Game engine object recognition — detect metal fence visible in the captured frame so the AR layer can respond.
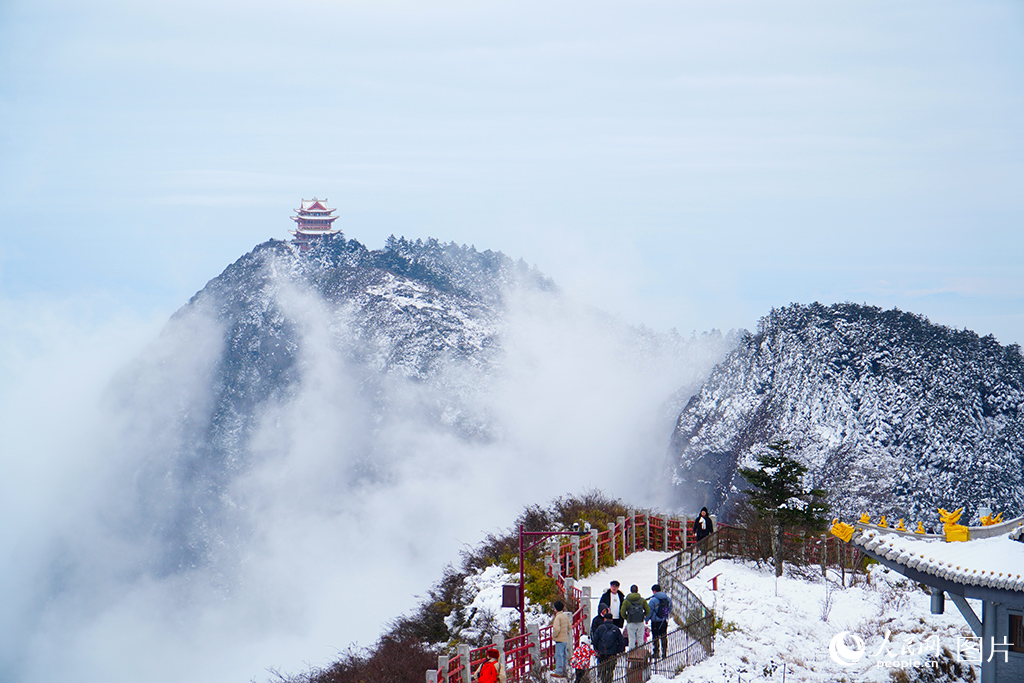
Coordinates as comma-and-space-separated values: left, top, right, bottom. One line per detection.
428, 511, 718, 683
578, 615, 715, 683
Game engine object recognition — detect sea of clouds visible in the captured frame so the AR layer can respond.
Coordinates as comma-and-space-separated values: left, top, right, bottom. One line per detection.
0, 279, 732, 683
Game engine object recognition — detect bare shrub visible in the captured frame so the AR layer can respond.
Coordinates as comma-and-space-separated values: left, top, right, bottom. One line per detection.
820, 579, 836, 622
888, 646, 977, 683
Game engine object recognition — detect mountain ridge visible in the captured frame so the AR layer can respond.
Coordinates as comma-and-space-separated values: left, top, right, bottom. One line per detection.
670, 301, 1024, 523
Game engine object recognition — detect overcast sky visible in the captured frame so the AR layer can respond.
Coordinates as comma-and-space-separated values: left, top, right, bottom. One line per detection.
1, 3, 1023, 681
1, 0, 1023, 343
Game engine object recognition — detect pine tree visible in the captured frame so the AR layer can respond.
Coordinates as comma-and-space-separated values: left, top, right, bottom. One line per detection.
738, 439, 830, 577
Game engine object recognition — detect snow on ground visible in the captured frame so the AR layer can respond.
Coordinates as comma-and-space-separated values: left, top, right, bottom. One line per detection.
448, 551, 982, 682
446, 565, 521, 641
447, 552, 676, 642
575, 551, 678, 614
652, 559, 980, 683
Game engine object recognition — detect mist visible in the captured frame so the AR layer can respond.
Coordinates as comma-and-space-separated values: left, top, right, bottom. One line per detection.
0, 267, 733, 683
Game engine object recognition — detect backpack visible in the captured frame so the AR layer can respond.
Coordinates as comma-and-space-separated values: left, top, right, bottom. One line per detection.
625, 598, 645, 623
653, 595, 672, 621
593, 622, 623, 656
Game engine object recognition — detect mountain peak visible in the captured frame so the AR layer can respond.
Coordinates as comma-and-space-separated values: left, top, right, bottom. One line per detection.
671, 301, 1024, 522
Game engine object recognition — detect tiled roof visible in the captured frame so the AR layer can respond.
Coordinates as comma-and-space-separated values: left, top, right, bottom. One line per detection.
848, 516, 1024, 594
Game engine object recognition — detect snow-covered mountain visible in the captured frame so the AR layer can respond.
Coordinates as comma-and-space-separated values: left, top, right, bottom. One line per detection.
0, 229, 738, 683
105, 234, 556, 570
670, 302, 1024, 523
102, 231, 730, 579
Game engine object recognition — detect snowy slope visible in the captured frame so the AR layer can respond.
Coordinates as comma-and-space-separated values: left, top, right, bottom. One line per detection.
449, 551, 980, 682
443, 551, 678, 644
576, 551, 678, 616
661, 560, 979, 683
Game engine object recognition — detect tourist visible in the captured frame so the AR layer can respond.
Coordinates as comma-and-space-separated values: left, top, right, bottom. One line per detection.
570, 634, 595, 683
619, 584, 649, 648
474, 648, 500, 683
550, 600, 571, 678
598, 580, 626, 628
591, 612, 625, 683
590, 606, 610, 636
694, 507, 714, 544
647, 584, 672, 659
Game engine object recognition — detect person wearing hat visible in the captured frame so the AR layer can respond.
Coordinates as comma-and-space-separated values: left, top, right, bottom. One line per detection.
590, 605, 610, 636
570, 634, 596, 683
598, 581, 626, 628
474, 648, 500, 683
694, 507, 714, 543
591, 611, 625, 683
647, 583, 672, 660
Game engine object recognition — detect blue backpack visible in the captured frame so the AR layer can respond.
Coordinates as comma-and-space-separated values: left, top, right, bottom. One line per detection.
652, 595, 672, 621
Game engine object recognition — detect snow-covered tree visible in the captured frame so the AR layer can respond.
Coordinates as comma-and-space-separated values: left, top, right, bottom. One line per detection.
739, 439, 829, 577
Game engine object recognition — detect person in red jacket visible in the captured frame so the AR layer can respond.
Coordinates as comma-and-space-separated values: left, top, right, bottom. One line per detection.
474, 648, 500, 683
570, 634, 596, 683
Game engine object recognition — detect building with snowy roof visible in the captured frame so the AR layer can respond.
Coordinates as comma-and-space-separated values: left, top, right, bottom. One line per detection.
831, 512, 1024, 683
290, 197, 340, 248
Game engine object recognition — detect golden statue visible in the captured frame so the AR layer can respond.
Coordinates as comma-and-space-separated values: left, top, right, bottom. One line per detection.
915, 521, 925, 534
878, 515, 888, 528
938, 507, 969, 542
830, 518, 855, 543
896, 518, 906, 531
980, 511, 1004, 526
859, 513, 871, 524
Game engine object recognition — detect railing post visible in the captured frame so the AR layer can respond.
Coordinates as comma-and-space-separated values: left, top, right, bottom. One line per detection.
682, 516, 689, 549
662, 515, 669, 551
645, 512, 651, 550
629, 510, 636, 554
572, 535, 581, 580
607, 523, 616, 562
437, 655, 449, 683
528, 623, 541, 671
458, 644, 471, 683
427, 670, 438, 683
820, 535, 827, 577
591, 529, 599, 571
582, 586, 592, 634
617, 516, 626, 558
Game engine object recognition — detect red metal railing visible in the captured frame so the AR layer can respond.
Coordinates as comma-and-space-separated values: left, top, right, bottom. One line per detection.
429, 511, 702, 683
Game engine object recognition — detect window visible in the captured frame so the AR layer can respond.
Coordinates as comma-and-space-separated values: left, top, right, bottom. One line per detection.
1011, 613, 1024, 653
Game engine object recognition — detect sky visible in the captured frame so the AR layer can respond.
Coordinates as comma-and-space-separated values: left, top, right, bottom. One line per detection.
1, 0, 1022, 345
1, 2, 1023, 682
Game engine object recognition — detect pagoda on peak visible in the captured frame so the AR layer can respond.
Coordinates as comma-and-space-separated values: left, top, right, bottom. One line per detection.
289, 197, 340, 248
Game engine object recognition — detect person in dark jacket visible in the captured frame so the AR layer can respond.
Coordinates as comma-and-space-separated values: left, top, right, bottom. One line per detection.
647, 584, 672, 659
598, 580, 626, 628
591, 613, 625, 683
694, 507, 714, 544
590, 606, 611, 637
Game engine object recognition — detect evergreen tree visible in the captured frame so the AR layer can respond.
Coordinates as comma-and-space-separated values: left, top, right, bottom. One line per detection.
738, 439, 829, 577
